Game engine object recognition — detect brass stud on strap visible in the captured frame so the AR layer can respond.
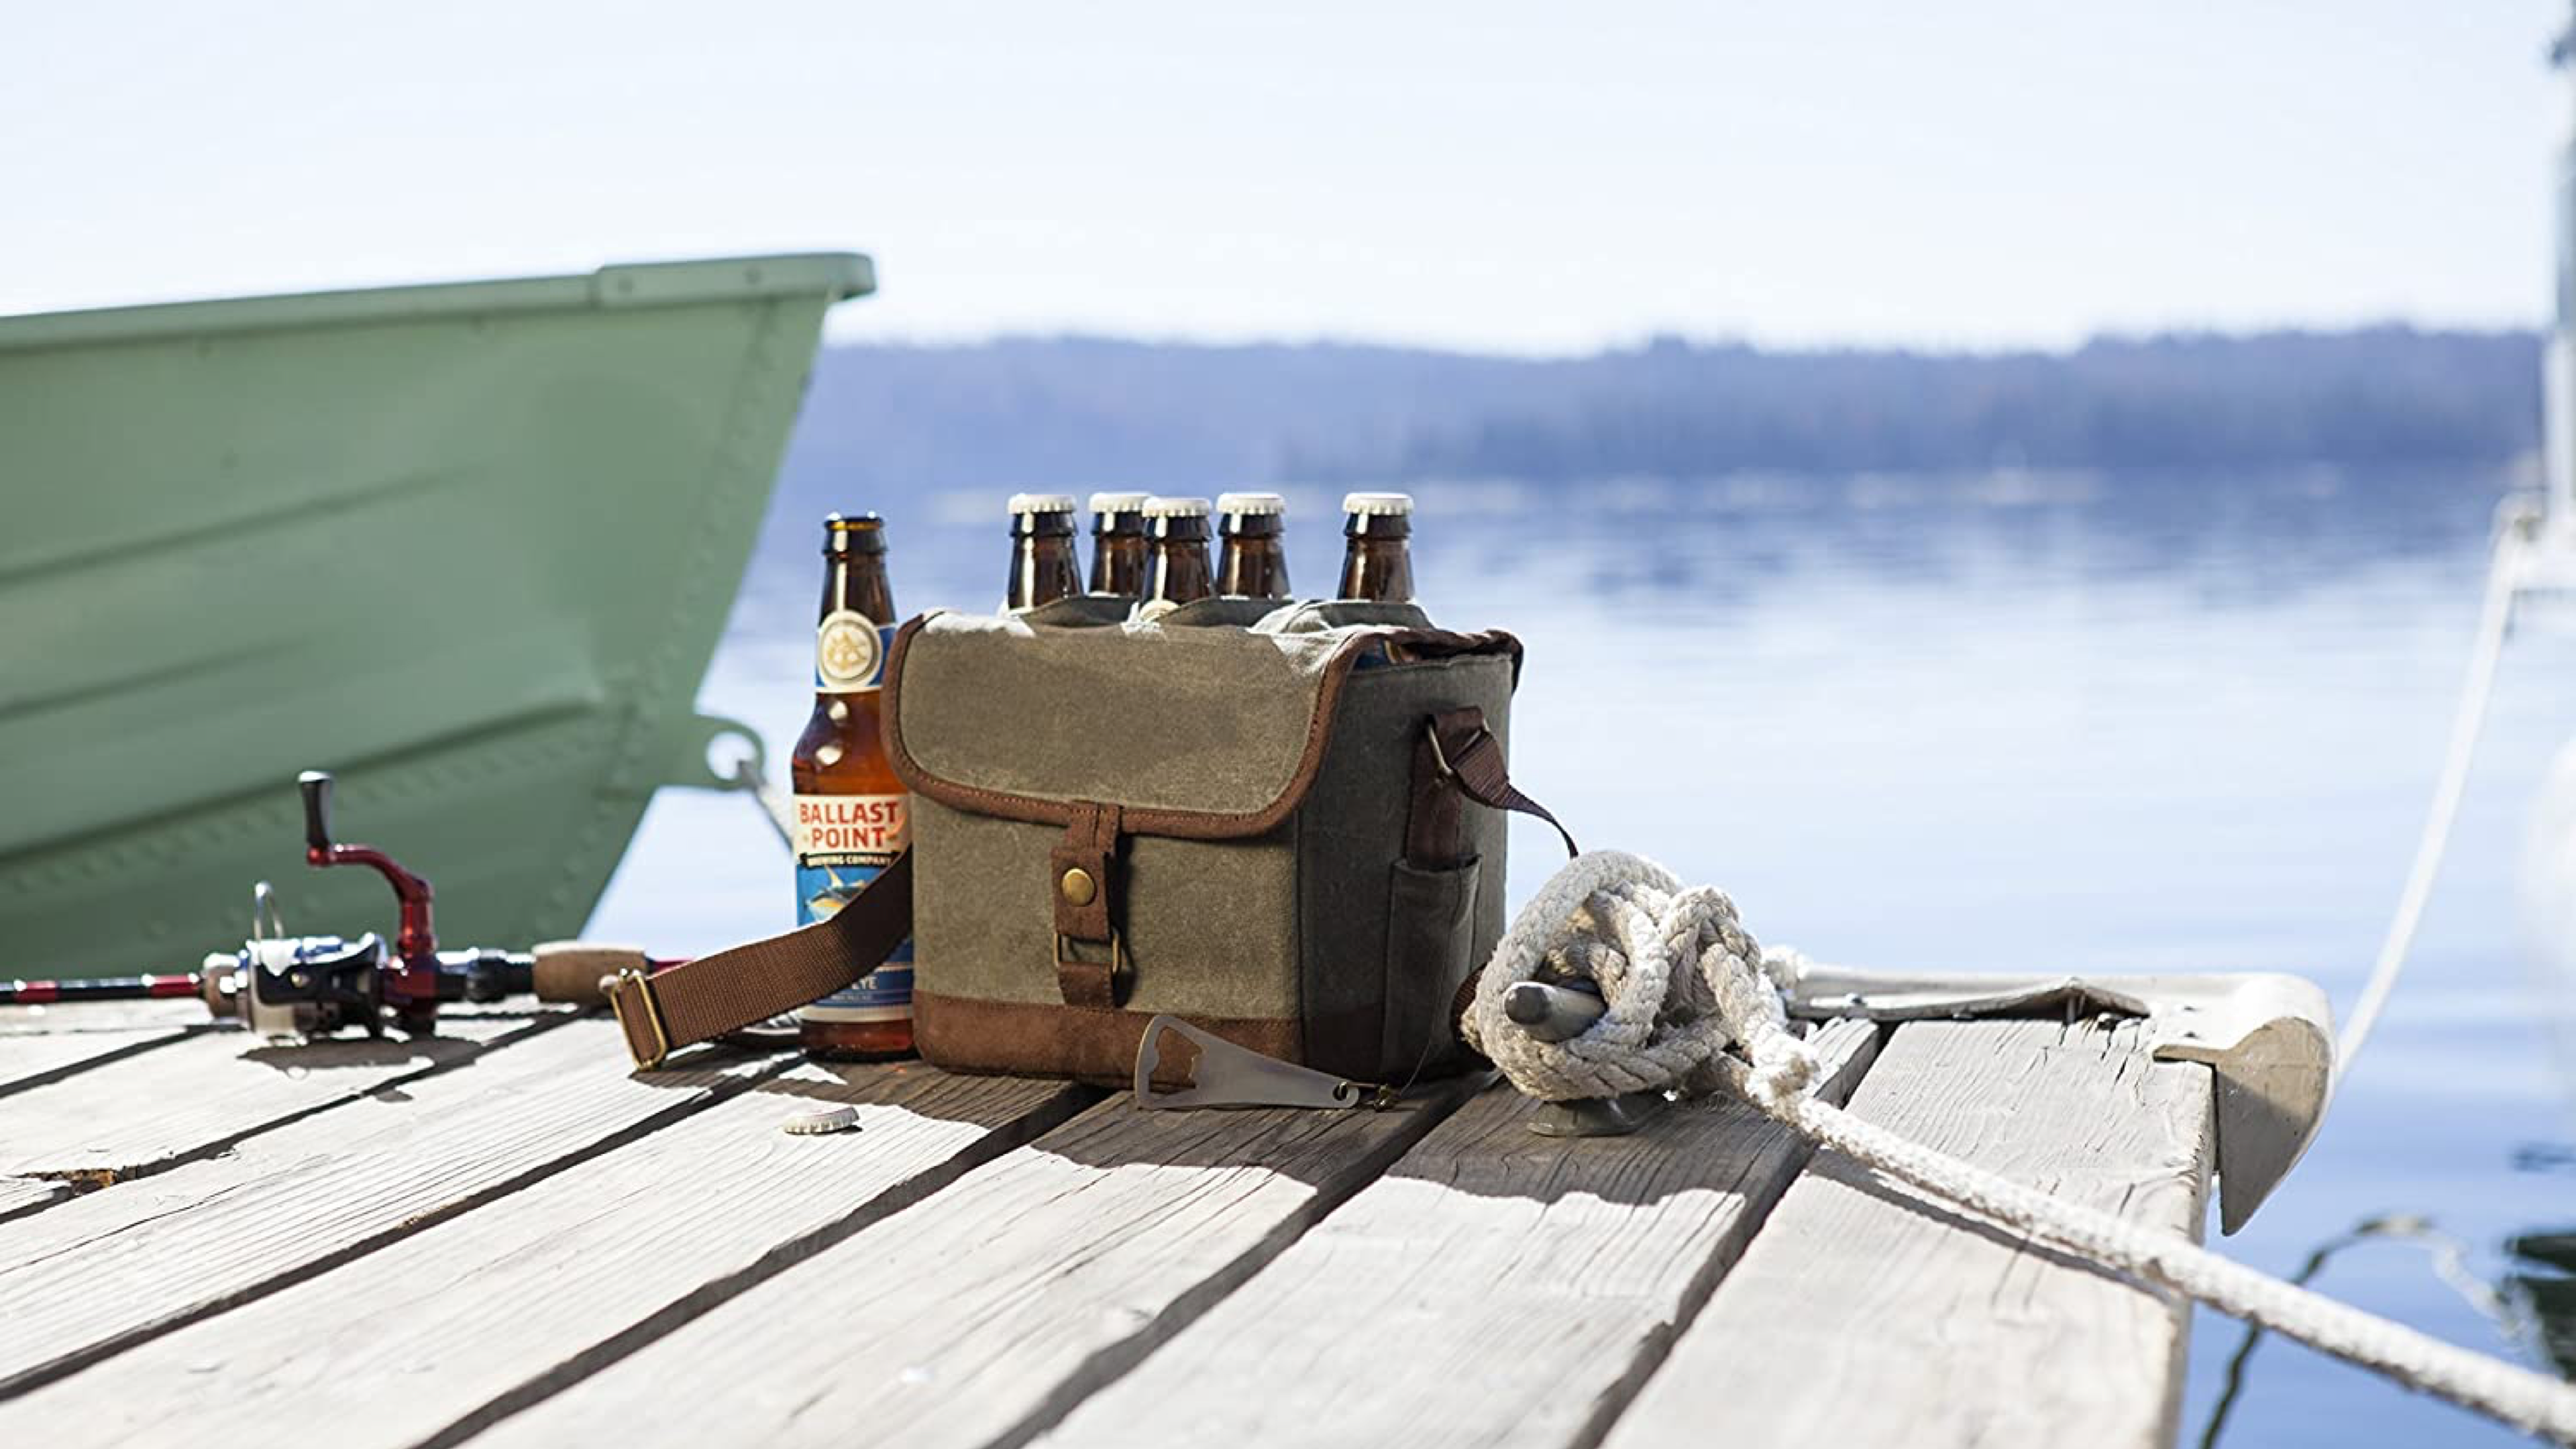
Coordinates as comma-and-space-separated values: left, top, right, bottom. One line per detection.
1059, 867, 1097, 906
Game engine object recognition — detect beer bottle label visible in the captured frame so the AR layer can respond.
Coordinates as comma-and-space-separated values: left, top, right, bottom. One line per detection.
814, 612, 894, 694
791, 792, 913, 1022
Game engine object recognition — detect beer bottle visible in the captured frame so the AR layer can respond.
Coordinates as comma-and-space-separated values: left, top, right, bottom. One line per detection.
1088, 491, 1152, 597
1005, 492, 1083, 612
1216, 492, 1293, 600
790, 513, 913, 1061
1336, 492, 1416, 603
1144, 496, 1216, 606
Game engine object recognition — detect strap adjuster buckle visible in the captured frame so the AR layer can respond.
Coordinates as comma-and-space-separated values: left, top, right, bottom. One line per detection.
1055, 930, 1130, 981
1422, 718, 1493, 782
608, 965, 671, 1071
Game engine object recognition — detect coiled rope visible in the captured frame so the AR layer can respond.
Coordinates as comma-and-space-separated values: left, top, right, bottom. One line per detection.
1462, 850, 2576, 1443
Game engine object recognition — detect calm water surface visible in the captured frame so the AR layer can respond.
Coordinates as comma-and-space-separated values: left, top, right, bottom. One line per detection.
594, 463, 2576, 1447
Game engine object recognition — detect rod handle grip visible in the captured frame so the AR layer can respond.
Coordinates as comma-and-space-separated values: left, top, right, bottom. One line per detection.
298, 771, 334, 853
531, 941, 653, 1006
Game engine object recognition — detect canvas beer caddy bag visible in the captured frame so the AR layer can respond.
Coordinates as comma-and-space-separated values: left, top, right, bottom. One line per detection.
604, 598, 1569, 1085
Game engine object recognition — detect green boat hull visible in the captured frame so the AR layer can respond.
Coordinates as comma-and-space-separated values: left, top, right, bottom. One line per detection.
0, 254, 871, 979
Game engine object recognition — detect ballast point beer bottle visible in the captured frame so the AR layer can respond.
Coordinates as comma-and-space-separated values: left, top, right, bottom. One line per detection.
1088, 492, 1152, 598
1144, 496, 1216, 607
1336, 491, 1416, 604
1215, 492, 1292, 600
1005, 493, 1083, 612
792, 513, 913, 1061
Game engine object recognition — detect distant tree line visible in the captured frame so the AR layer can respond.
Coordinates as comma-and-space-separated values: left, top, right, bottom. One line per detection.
777, 327, 2542, 502
1370, 329, 2540, 480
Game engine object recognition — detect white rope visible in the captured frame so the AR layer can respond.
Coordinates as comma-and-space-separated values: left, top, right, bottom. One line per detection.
1465, 849, 2576, 1444
2339, 511, 2532, 1071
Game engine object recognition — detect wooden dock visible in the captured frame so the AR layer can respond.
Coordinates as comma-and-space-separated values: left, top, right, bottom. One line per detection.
0, 1000, 2212, 1447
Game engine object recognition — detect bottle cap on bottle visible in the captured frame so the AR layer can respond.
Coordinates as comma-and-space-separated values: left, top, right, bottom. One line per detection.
822, 511, 887, 554
1007, 492, 1079, 516
1340, 492, 1413, 517
1088, 491, 1153, 516
1143, 496, 1212, 518
1216, 492, 1287, 517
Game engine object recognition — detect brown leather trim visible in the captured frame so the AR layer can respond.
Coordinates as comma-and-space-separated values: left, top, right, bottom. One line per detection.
883, 612, 1523, 843
913, 989, 1303, 1086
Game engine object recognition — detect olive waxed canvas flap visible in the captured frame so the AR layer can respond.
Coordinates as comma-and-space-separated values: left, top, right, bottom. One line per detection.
880, 602, 1526, 1085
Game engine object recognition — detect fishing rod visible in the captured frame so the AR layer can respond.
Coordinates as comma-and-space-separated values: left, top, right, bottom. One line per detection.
0, 771, 650, 1038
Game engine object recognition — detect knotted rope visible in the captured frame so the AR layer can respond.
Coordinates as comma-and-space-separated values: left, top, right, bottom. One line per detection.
1462, 849, 2576, 1444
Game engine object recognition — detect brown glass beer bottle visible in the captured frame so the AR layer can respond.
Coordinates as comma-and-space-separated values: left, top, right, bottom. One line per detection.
790, 513, 913, 1061
1336, 492, 1416, 603
1088, 491, 1152, 597
1005, 492, 1083, 612
1144, 496, 1216, 606
1216, 492, 1293, 600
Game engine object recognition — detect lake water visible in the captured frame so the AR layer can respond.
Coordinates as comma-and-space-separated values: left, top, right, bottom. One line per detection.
592, 462, 2576, 1447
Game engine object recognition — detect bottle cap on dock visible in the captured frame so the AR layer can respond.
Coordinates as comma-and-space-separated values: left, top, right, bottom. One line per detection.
1142, 496, 1210, 518
780, 1104, 860, 1136
1216, 492, 1286, 517
1007, 492, 1078, 516
1088, 491, 1152, 516
1340, 492, 1413, 517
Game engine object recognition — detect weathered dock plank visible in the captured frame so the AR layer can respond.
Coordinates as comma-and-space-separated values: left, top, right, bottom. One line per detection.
0, 1000, 206, 1034
1036, 1020, 1881, 1449
0, 1018, 775, 1397
1605, 1018, 2213, 1449
0, 1065, 1087, 1449
0, 1178, 64, 1221
0, 999, 209, 1094
0, 1023, 201, 1096
0, 1007, 561, 1182
470, 1075, 1487, 1449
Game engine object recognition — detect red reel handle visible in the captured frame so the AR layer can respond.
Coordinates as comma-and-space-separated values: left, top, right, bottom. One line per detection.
296, 771, 439, 1008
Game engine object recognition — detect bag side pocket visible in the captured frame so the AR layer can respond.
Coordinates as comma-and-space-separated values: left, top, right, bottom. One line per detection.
1381, 855, 1483, 1077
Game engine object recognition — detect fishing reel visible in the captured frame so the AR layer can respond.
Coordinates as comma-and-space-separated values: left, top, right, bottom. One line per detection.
196, 772, 535, 1039
7, 771, 645, 1038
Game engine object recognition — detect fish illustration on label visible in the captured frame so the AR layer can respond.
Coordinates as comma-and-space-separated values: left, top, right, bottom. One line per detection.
793, 790, 912, 1021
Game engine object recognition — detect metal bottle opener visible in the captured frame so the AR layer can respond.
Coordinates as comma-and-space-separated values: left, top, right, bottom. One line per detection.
1132, 1014, 1397, 1111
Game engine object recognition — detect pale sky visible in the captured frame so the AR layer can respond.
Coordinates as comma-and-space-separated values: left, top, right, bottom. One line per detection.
4, 1, 2567, 354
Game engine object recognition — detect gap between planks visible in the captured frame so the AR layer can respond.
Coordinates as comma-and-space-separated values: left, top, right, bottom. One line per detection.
0, 1017, 787, 1399
0, 1178, 66, 1224
0, 1004, 574, 1187
0, 999, 211, 1098
0, 1063, 1091, 1449
1034, 1017, 1885, 1449
1603, 1016, 2214, 1449
464, 1071, 1495, 1449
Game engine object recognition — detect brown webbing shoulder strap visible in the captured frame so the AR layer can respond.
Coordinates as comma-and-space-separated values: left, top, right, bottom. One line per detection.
1426, 712, 1578, 861
604, 849, 912, 1069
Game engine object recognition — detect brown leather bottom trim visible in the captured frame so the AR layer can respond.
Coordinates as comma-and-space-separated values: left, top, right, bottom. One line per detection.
913, 991, 1304, 1087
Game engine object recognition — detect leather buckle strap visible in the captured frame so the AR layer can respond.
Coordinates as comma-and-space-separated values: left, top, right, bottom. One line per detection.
1054, 929, 1130, 1011
1421, 712, 1578, 861
1052, 802, 1126, 1009
603, 848, 914, 1071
